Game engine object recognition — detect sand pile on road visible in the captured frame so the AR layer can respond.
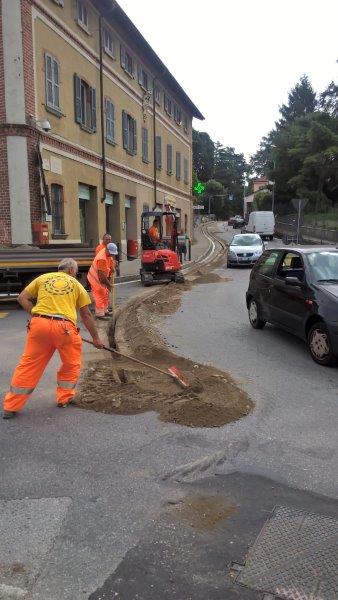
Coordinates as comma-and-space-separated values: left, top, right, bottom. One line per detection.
75, 262, 253, 427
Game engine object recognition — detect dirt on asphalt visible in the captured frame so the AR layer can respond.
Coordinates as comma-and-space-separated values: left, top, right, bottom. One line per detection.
74, 243, 254, 428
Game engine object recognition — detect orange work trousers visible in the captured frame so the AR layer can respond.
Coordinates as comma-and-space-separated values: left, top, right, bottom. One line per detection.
91, 283, 109, 317
3, 316, 82, 413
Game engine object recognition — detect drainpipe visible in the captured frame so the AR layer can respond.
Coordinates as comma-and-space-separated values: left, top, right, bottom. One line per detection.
152, 76, 157, 209
99, 14, 106, 203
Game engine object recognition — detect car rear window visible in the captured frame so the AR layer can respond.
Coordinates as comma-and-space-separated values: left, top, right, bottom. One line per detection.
255, 251, 280, 277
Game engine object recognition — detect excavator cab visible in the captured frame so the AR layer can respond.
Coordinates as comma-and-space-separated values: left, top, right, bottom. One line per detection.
140, 210, 185, 286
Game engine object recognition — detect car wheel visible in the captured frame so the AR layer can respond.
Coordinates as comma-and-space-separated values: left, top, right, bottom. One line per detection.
269, 235, 273, 241
308, 322, 336, 366
248, 298, 266, 329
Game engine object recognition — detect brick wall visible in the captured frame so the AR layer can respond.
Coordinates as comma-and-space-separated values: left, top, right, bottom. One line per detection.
21, 0, 36, 119
0, 137, 11, 245
0, 2, 11, 244
27, 134, 42, 223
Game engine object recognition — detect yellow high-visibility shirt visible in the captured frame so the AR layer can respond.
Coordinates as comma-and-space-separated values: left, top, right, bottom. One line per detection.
25, 272, 91, 324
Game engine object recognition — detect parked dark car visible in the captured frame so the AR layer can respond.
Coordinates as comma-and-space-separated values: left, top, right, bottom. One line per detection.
233, 216, 245, 229
246, 247, 338, 365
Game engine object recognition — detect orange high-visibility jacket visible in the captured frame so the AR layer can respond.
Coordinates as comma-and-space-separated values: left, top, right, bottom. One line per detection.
87, 248, 115, 288
148, 225, 160, 243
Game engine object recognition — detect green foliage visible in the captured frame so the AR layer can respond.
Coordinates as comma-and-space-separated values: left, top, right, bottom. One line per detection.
278, 75, 317, 127
203, 179, 227, 219
319, 81, 338, 118
253, 191, 272, 211
250, 75, 338, 215
192, 130, 215, 182
214, 143, 248, 214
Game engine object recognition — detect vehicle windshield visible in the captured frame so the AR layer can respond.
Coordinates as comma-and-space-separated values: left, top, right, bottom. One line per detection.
231, 235, 262, 246
307, 251, 338, 282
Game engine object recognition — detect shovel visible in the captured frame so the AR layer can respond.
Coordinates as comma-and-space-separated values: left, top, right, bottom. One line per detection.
83, 339, 189, 389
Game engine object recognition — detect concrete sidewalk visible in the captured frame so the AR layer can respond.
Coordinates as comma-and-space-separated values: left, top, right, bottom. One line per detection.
116, 224, 212, 280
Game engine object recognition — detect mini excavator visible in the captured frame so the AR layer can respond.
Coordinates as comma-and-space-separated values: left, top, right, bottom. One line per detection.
140, 210, 185, 286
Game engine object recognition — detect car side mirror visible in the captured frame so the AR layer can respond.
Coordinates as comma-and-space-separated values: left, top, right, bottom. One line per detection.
285, 276, 302, 287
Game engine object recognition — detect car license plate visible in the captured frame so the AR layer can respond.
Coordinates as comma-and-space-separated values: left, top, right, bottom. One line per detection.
239, 257, 251, 262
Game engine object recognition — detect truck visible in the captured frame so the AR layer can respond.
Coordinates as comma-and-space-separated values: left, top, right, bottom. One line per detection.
0, 246, 99, 296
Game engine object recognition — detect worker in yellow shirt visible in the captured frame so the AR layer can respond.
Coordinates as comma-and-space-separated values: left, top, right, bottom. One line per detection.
2, 258, 103, 419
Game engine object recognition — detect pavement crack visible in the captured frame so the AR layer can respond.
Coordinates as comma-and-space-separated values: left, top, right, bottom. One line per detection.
162, 440, 249, 482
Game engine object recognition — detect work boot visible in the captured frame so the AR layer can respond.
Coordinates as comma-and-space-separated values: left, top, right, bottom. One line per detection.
57, 400, 73, 408
3, 410, 16, 419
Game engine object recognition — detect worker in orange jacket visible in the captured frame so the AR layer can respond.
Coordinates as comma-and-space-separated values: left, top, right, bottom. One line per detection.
148, 219, 161, 245
95, 232, 112, 255
87, 242, 118, 320
2, 258, 103, 420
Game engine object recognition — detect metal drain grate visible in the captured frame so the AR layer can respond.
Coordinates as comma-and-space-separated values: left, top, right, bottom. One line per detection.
233, 505, 338, 600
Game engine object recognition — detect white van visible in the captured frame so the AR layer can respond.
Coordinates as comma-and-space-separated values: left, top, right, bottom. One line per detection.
245, 211, 275, 240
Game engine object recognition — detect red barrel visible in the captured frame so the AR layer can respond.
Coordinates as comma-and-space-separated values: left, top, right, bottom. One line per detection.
127, 239, 139, 260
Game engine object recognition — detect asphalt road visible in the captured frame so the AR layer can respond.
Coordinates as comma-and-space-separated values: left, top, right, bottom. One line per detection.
161, 227, 338, 498
0, 225, 337, 600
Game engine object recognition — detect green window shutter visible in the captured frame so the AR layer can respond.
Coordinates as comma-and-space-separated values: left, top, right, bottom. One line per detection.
120, 45, 126, 68
133, 118, 137, 155
74, 73, 82, 124
167, 144, 172, 173
122, 110, 128, 149
91, 87, 96, 132
155, 136, 161, 169
176, 151, 181, 180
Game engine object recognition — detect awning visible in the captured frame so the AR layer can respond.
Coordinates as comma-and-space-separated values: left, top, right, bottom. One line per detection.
79, 184, 90, 200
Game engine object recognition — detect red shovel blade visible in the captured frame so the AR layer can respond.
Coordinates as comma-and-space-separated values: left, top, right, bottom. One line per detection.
168, 366, 188, 388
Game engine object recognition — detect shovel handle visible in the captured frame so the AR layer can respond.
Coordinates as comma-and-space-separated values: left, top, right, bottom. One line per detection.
82, 338, 187, 387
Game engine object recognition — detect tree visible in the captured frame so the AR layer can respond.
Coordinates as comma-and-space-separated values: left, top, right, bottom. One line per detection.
203, 179, 227, 219
192, 129, 215, 182
278, 75, 317, 126
319, 81, 338, 118
214, 144, 247, 214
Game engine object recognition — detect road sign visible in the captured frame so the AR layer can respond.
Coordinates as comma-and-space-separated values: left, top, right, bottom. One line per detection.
291, 198, 308, 244
193, 205, 204, 210
194, 182, 205, 195
292, 198, 308, 210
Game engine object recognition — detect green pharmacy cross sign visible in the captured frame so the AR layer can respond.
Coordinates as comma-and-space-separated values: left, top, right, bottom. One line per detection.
194, 182, 205, 195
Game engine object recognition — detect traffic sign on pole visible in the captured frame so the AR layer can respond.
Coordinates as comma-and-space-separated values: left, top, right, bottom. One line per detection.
291, 198, 308, 244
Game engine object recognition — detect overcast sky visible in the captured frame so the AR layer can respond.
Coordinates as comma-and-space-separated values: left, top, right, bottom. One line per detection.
120, 0, 337, 159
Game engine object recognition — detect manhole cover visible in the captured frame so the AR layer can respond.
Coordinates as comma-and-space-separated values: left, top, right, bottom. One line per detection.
233, 505, 338, 600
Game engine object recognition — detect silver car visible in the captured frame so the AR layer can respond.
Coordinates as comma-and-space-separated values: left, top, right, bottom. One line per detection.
227, 233, 265, 267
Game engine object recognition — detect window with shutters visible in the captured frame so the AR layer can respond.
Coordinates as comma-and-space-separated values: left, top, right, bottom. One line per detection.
184, 158, 189, 184
174, 104, 182, 125
142, 127, 149, 163
51, 184, 65, 235
45, 53, 60, 114
183, 113, 188, 133
103, 27, 114, 57
122, 110, 137, 155
176, 151, 181, 180
138, 66, 149, 91
155, 136, 162, 170
74, 74, 96, 133
154, 86, 161, 105
164, 94, 173, 117
77, 0, 89, 31
120, 45, 134, 77
166, 144, 172, 175
105, 99, 115, 144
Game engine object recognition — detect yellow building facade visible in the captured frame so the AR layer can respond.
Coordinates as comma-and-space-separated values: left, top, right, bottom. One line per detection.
18, 0, 204, 253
